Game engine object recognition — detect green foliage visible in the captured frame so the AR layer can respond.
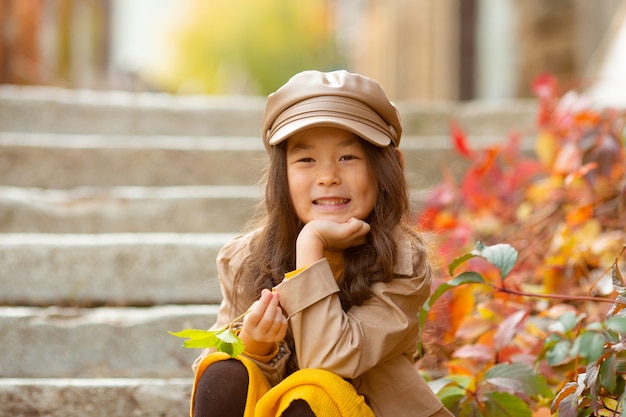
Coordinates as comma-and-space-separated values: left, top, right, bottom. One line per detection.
448, 242, 519, 279
431, 362, 551, 416
147, 0, 343, 95
169, 308, 250, 357
169, 327, 245, 358
422, 242, 625, 416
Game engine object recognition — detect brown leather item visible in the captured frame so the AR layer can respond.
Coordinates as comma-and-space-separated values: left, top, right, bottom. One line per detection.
261, 70, 402, 152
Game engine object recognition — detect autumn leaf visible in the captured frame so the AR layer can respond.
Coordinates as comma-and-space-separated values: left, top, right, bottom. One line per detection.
608, 256, 626, 317
493, 309, 528, 352
550, 382, 579, 417
415, 71, 626, 416
532, 73, 558, 100
535, 132, 558, 166
450, 121, 474, 158
169, 327, 245, 358
564, 203, 593, 226
482, 362, 553, 399
418, 272, 486, 355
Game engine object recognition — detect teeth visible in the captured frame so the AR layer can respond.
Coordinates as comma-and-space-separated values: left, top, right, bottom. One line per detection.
314, 199, 349, 206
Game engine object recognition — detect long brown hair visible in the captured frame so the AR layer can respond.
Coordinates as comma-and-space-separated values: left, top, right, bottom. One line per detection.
234, 138, 422, 311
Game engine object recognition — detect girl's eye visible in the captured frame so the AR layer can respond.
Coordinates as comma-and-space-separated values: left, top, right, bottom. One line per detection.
297, 157, 315, 163
339, 154, 359, 161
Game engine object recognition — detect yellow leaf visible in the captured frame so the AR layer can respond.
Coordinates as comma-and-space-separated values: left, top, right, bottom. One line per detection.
526, 177, 563, 204
535, 131, 558, 167
455, 316, 492, 341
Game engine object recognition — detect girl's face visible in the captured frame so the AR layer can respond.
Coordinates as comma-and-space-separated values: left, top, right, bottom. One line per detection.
286, 126, 377, 224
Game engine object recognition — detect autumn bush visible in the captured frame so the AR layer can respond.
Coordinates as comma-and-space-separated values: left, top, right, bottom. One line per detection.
416, 74, 626, 417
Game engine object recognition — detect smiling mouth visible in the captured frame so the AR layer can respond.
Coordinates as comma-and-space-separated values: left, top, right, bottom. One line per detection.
313, 198, 350, 206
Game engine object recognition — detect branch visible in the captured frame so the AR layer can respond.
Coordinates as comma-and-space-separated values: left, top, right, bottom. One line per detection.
492, 284, 622, 304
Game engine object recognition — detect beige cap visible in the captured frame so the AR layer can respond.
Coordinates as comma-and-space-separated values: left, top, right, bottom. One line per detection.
261, 70, 402, 152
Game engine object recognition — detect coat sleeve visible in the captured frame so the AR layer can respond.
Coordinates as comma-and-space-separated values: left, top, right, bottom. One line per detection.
275, 249, 431, 380
192, 232, 292, 386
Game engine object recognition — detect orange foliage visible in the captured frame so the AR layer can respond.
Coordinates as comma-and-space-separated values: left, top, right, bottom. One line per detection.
416, 74, 626, 415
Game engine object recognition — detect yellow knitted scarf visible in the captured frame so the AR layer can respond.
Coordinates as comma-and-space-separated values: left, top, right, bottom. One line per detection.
191, 352, 374, 417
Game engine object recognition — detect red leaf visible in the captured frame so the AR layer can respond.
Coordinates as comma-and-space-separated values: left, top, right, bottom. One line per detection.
494, 309, 528, 351
450, 121, 473, 158
532, 73, 558, 99
453, 343, 494, 361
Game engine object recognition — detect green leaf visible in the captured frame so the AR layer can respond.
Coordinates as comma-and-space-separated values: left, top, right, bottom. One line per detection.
169, 329, 216, 339
558, 311, 581, 333
439, 393, 466, 414
606, 316, 626, 333
437, 385, 466, 402
599, 353, 617, 394
546, 339, 572, 366
168, 328, 245, 358
483, 362, 553, 398
483, 391, 532, 417
471, 242, 519, 279
214, 328, 245, 357
576, 331, 606, 363
448, 252, 478, 276
449, 242, 518, 279
183, 335, 221, 349
457, 401, 482, 417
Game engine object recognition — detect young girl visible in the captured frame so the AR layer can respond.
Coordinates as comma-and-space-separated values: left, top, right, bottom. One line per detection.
190, 70, 452, 417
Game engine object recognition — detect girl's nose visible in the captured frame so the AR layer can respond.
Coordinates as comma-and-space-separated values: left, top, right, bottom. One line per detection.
317, 163, 341, 185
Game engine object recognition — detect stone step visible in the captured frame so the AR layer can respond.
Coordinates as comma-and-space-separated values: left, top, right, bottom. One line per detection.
0, 133, 267, 187
0, 185, 261, 234
0, 305, 216, 378
0, 233, 231, 306
0, 85, 266, 137
0, 378, 191, 417
0, 132, 535, 188
0, 85, 538, 137
0, 186, 430, 234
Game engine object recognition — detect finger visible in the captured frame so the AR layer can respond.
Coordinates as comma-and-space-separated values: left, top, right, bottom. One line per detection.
269, 308, 288, 339
253, 293, 281, 333
349, 217, 370, 232
244, 291, 272, 326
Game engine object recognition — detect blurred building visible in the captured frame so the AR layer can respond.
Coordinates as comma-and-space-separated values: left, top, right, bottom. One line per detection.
1, 0, 624, 102
345, 0, 625, 102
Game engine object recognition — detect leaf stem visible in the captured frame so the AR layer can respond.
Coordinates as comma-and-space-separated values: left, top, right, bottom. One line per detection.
216, 308, 252, 333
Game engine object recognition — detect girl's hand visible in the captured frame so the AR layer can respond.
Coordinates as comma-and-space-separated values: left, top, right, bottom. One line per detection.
239, 289, 288, 356
296, 217, 370, 268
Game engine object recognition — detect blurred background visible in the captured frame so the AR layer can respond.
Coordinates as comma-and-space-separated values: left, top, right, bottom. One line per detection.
1, 0, 625, 104
1, 3, 625, 415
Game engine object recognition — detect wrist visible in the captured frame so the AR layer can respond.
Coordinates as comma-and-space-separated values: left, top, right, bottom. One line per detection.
296, 229, 325, 269
238, 328, 276, 357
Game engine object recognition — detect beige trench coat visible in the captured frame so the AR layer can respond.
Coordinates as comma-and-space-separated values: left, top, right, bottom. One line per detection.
193, 228, 450, 417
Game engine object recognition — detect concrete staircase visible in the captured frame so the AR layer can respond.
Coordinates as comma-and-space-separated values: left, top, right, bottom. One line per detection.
0, 85, 538, 416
